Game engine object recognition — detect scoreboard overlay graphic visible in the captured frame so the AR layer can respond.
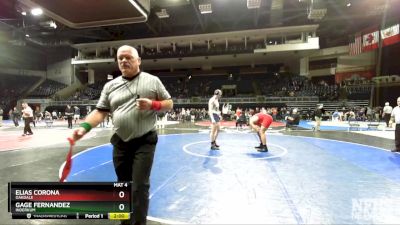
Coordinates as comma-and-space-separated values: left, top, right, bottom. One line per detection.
8, 182, 131, 220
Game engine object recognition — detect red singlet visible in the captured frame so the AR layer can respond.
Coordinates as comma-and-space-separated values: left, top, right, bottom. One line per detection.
255, 113, 273, 128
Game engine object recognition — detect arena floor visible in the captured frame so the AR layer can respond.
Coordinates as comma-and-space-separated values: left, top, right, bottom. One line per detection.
0, 119, 399, 224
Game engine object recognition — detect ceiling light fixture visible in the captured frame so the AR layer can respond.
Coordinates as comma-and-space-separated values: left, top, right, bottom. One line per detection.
247, 0, 261, 9
49, 21, 57, 29
199, 3, 212, 14
39, 20, 58, 29
307, 8, 327, 20
31, 7, 43, 16
307, 0, 327, 20
156, 9, 170, 18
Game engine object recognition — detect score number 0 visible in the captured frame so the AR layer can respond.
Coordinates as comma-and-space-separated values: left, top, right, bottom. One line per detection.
118, 191, 126, 211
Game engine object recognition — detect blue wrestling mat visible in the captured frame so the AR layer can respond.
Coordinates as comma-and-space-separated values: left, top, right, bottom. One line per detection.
62, 133, 400, 224
298, 120, 371, 131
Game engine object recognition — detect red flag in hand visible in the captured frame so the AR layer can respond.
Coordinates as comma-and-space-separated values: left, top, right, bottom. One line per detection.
60, 137, 75, 182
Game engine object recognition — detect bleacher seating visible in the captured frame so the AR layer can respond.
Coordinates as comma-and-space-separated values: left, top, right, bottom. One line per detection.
2, 68, 370, 118
64, 80, 107, 101
0, 74, 41, 112
28, 79, 68, 98
319, 100, 369, 112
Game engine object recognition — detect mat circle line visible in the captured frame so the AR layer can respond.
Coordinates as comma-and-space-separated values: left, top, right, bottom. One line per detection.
182, 140, 288, 159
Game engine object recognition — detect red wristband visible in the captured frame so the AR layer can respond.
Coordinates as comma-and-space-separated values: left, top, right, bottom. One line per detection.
151, 100, 162, 111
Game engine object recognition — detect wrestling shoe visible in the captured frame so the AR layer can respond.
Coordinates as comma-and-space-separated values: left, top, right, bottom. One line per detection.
211, 144, 220, 150
254, 143, 263, 149
257, 145, 268, 152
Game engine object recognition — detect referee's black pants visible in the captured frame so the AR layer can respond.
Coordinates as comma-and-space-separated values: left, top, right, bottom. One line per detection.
384, 113, 391, 127
396, 124, 400, 151
23, 117, 33, 135
67, 116, 73, 128
111, 130, 157, 225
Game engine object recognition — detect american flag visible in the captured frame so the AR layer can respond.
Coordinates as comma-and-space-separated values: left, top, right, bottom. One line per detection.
349, 33, 362, 55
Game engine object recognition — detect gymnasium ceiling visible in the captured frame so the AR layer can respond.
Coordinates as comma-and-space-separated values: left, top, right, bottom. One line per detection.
0, 0, 399, 49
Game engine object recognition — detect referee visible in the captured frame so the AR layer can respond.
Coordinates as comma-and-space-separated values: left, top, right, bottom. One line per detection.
391, 97, 400, 152
71, 45, 173, 225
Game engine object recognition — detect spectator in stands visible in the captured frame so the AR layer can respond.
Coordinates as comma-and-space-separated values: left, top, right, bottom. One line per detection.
282, 109, 290, 122
8, 109, 13, 125
271, 108, 278, 121
73, 106, 80, 124
345, 109, 356, 121
0, 106, 3, 127
35, 107, 42, 124
305, 107, 313, 121
366, 106, 373, 121
70, 45, 173, 225
235, 107, 246, 129
383, 102, 393, 128
65, 105, 74, 129
189, 108, 196, 122
31, 111, 36, 128
249, 108, 273, 152
52, 110, 58, 120
44, 111, 53, 128
356, 107, 366, 121
285, 108, 300, 131
21, 102, 34, 136
332, 110, 340, 122
390, 97, 400, 152
374, 106, 382, 121
222, 103, 229, 121
235, 107, 242, 120
209, 89, 222, 150
11, 107, 19, 127
313, 104, 325, 131
86, 106, 92, 116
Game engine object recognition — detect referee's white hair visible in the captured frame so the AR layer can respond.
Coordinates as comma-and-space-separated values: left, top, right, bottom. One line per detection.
117, 45, 140, 58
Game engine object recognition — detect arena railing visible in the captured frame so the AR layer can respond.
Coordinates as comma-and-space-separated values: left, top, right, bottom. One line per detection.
166, 96, 319, 105
48, 96, 319, 106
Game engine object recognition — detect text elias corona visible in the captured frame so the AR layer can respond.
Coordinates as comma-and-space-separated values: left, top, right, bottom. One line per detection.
15, 190, 60, 199
14, 190, 69, 212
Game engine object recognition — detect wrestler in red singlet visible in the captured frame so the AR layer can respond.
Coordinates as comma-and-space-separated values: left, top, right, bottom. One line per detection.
249, 111, 272, 152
